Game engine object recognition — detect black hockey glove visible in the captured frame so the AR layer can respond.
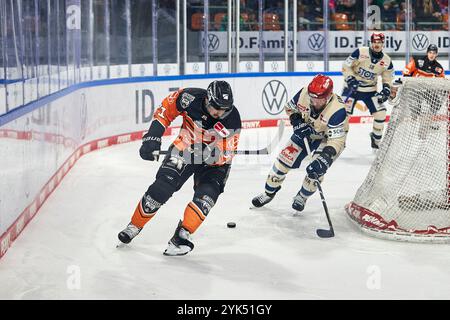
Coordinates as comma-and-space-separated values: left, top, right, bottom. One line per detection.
291, 113, 313, 140
306, 147, 335, 179
139, 121, 164, 161
345, 76, 361, 91
376, 84, 391, 104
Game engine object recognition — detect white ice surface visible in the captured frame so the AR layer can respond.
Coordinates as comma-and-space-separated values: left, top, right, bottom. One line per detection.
1, 124, 450, 300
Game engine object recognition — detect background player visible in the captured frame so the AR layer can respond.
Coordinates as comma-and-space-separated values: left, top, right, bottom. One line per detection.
401, 44, 445, 132
118, 80, 241, 256
251, 74, 349, 213
403, 44, 444, 78
342, 32, 394, 150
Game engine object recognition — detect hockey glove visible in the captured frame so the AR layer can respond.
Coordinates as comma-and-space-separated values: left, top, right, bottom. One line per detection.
139, 121, 164, 161
345, 76, 361, 91
376, 84, 391, 104
306, 148, 334, 179
291, 114, 313, 140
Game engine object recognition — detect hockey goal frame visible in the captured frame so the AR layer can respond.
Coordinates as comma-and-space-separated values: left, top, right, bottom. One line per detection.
345, 78, 450, 243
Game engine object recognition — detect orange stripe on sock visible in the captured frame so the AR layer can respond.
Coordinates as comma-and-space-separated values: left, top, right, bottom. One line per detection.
182, 202, 205, 234
131, 201, 156, 229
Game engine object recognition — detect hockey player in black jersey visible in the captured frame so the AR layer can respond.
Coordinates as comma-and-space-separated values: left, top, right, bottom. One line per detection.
117, 80, 241, 256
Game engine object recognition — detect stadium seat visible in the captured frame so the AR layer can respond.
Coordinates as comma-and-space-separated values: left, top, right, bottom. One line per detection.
191, 12, 205, 30
263, 13, 280, 31
331, 13, 351, 30
214, 12, 226, 30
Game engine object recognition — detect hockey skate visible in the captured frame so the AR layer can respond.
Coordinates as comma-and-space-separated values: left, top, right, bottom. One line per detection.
370, 132, 380, 150
117, 222, 142, 246
164, 220, 194, 256
251, 187, 280, 208
292, 193, 307, 212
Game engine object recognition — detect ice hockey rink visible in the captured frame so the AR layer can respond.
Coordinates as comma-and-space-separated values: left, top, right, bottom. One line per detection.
1, 122, 450, 300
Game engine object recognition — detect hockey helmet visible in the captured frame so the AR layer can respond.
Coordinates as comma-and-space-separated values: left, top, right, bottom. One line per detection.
308, 74, 333, 100
427, 44, 438, 53
370, 32, 385, 43
206, 80, 234, 111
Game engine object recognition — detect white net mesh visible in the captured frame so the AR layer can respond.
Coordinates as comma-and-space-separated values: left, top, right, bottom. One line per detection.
346, 78, 450, 242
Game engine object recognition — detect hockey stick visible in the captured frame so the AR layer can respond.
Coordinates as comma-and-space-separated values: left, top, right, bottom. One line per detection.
303, 137, 335, 238
344, 86, 355, 104
154, 120, 285, 157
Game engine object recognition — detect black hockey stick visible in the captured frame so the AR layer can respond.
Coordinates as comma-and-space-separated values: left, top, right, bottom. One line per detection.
155, 120, 285, 157
303, 137, 335, 238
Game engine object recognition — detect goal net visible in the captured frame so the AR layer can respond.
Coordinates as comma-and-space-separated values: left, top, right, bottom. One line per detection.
346, 78, 450, 242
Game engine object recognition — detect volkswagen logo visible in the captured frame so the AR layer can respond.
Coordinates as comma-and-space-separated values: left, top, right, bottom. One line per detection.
271, 61, 279, 72
412, 34, 429, 51
308, 33, 325, 51
203, 33, 220, 52
262, 80, 288, 115
164, 64, 171, 75
245, 61, 253, 72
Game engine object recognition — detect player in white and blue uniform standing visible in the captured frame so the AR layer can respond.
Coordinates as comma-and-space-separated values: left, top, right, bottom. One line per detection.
342, 32, 394, 149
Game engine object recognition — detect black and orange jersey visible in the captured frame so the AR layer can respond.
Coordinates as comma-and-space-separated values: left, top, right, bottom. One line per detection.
403, 56, 445, 78
152, 88, 241, 166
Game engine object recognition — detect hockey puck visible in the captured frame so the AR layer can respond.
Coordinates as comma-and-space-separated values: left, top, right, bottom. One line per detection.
227, 222, 236, 228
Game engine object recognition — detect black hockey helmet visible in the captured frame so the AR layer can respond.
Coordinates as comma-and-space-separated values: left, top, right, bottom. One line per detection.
427, 44, 438, 53
206, 80, 234, 111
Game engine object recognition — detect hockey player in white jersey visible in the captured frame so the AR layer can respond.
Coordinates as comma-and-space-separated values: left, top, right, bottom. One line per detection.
342, 32, 394, 150
251, 74, 349, 212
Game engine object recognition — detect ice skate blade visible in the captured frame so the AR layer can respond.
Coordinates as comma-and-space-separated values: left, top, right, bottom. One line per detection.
116, 241, 127, 248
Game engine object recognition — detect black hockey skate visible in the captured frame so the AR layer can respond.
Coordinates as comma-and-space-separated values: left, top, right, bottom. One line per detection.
164, 220, 194, 256
370, 132, 380, 150
251, 187, 280, 208
292, 193, 307, 212
118, 222, 142, 245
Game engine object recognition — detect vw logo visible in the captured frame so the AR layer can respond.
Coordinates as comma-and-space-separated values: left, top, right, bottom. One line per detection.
271, 61, 279, 72
308, 33, 325, 51
164, 64, 171, 75
203, 33, 220, 52
412, 34, 429, 51
245, 61, 253, 72
262, 80, 288, 115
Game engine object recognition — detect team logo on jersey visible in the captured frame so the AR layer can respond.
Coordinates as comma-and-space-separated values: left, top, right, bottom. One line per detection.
308, 33, 325, 51
262, 80, 287, 115
412, 34, 429, 51
297, 103, 309, 113
213, 122, 230, 138
180, 93, 195, 109
279, 144, 301, 166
